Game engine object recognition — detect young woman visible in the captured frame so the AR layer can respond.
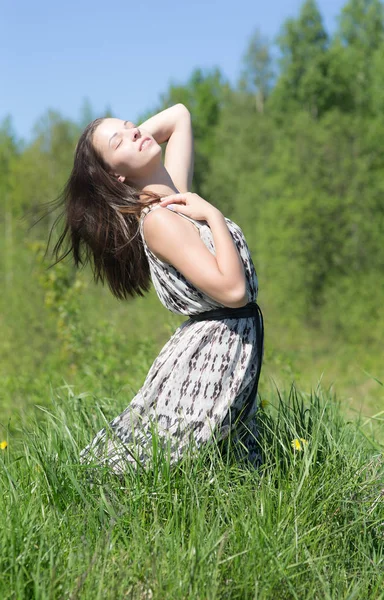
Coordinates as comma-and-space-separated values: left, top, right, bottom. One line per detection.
52, 103, 264, 474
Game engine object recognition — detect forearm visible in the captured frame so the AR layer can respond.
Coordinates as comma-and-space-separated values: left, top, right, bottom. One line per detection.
164, 110, 194, 192
138, 104, 188, 145
139, 103, 194, 192
206, 208, 248, 307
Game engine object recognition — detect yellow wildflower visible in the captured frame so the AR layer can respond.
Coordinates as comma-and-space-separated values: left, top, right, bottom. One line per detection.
0, 440, 8, 450
260, 399, 269, 409
291, 438, 308, 452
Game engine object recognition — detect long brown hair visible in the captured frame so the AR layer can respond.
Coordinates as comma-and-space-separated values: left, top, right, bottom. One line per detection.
44, 118, 161, 300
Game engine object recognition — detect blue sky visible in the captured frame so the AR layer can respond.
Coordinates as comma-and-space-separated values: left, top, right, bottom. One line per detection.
2, 0, 347, 141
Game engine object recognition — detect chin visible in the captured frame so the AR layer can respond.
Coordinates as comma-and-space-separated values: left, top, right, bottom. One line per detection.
153, 142, 162, 155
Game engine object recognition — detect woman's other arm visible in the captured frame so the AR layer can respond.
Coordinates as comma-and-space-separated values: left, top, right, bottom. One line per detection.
143, 205, 248, 308
138, 104, 194, 193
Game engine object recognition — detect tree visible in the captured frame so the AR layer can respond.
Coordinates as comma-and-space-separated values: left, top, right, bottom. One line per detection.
0, 116, 20, 289
238, 30, 274, 114
334, 0, 384, 113
0, 116, 19, 204
269, 0, 332, 118
338, 0, 384, 49
10, 110, 80, 237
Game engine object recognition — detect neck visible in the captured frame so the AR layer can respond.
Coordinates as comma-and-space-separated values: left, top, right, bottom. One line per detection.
134, 163, 179, 199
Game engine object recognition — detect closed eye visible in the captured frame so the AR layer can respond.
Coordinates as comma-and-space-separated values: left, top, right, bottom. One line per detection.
115, 120, 134, 148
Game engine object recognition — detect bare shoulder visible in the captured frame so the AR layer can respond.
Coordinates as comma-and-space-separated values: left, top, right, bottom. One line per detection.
142, 207, 199, 263
142, 206, 246, 307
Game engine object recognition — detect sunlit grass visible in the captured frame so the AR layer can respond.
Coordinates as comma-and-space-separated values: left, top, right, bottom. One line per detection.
1, 384, 383, 599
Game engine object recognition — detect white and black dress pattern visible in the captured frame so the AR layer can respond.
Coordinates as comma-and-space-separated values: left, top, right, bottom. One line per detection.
79, 204, 263, 474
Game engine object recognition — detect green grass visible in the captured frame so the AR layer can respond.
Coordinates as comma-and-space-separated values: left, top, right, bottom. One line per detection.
1, 384, 383, 599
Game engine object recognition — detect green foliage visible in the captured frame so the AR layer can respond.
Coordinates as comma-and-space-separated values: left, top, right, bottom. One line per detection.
338, 0, 384, 50
238, 30, 274, 114
0, 116, 19, 200
335, 0, 384, 114
269, 0, 332, 118
31, 240, 87, 361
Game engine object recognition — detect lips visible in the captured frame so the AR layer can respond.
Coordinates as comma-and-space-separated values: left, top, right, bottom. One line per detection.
139, 137, 151, 151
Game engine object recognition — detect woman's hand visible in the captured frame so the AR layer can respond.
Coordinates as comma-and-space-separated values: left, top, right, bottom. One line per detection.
159, 192, 220, 221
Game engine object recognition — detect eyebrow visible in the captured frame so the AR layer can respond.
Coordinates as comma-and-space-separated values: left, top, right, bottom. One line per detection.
108, 120, 130, 147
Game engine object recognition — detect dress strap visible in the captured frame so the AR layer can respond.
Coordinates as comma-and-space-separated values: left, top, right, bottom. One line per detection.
139, 203, 161, 238
140, 203, 203, 234
140, 203, 161, 218
174, 211, 204, 231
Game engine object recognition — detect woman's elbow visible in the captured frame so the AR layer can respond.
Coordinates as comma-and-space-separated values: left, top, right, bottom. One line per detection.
224, 285, 248, 308
176, 103, 191, 119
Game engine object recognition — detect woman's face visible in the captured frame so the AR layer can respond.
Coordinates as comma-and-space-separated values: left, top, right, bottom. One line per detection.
92, 118, 162, 182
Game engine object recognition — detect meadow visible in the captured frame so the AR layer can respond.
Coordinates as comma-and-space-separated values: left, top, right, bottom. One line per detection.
2, 0, 384, 595
1, 379, 383, 599
0, 241, 383, 598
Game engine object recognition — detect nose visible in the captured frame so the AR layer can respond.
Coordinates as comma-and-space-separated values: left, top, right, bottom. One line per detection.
132, 127, 140, 141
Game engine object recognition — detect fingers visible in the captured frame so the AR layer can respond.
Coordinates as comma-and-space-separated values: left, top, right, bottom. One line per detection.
160, 192, 191, 201
160, 193, 185, 200
159, 195, 186, 207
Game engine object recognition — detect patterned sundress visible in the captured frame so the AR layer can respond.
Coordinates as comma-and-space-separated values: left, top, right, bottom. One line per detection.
79, 204, 263, 474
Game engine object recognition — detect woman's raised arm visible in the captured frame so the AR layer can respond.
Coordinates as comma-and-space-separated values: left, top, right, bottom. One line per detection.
138, 104, 194, 193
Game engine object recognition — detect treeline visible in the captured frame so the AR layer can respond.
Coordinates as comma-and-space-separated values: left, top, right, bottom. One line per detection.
1, 0, 383, 351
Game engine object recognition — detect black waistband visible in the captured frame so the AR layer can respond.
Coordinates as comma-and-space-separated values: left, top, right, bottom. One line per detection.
188, 301, 260, 322
187, 301, 264, 424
